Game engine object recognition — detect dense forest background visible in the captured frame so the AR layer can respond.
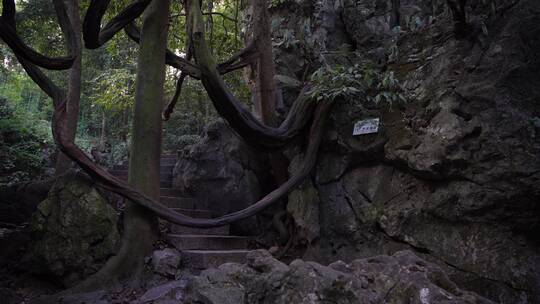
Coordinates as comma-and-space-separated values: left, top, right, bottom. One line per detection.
0, 0, 251, 185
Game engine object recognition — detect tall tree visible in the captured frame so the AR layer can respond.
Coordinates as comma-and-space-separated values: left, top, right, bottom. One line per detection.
76, 0, 170, 289
251, 0, 276, 126
0, 0, 334, 291
54, 0, 82, 175
252, 0, 289, 188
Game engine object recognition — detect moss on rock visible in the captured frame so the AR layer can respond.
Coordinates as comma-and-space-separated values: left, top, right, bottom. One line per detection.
25, 171, 119, 287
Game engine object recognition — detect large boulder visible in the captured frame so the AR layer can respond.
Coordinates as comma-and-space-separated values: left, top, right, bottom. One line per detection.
173, 119, 271, 235
185, 249, 492, 304
151, 248, 182, 278
25, 172, 119, 287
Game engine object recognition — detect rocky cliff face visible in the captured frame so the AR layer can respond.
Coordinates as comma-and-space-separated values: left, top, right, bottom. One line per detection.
272, 0, 539, 303
172, 0, 539, 302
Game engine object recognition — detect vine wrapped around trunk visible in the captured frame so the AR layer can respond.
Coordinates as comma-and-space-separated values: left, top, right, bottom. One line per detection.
83, 0, 152, 49
0, 0, 335, 228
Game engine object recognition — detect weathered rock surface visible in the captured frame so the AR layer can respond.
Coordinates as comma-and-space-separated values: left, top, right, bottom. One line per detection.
269, 0, 540, 303
137, 280, 188, 304
173, 119, 271, 235
0, 287, 23, 304
0, 179, 54, 225
184, 249, 492, 304
24, 172, 119, 287
151, 248, 182, 278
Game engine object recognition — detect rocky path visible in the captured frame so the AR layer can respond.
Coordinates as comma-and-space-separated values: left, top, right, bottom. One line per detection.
110, 154, 250, 271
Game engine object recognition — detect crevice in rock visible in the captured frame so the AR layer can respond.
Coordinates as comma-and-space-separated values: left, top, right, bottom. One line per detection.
376, 213, 531, 297
375, 223, 432, 255
356, 190, 372, 205
439, 257, 530, 294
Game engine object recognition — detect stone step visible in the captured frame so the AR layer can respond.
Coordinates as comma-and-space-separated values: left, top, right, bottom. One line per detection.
170, 224, 229, 236
112, 177, 171, 188
160, 196, 196, 209
161, 158, 177, 166
168, 235, 249, 250
109, 170, 173, 179
161, 154, 178, 159
112, 165, 174, 173
170, 208, 213, 218
119, 156, 177, 166
182, 250, 250, 269
161, 181, 172, 188
160, 188, 184, 197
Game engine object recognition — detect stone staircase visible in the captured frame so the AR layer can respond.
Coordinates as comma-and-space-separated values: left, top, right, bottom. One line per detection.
110, 154, 250, 271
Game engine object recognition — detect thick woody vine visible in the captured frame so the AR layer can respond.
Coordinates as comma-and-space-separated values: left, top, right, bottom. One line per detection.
0, 0, 335, 227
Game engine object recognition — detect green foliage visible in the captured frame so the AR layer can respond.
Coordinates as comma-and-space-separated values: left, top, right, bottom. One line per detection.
0, 0, 250, 170
91, 68, 135, 111
273, 29, 300, 49
0, 98, 52, 186
307, 62, 407, 108
0, 69, 51, 117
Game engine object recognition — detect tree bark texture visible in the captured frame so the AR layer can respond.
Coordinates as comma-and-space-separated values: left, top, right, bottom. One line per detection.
55, 0, 82, 176
251, 0, 277, 126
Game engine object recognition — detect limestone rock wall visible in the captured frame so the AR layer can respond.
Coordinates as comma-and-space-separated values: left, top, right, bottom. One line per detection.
171, 1, 539, 302
273, 0, 540, 303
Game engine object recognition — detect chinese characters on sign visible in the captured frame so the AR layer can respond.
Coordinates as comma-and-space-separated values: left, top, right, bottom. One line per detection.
353, 118, 380, 136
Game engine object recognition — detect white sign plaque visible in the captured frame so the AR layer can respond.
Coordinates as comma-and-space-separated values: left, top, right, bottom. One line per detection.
353, 118, 380, 136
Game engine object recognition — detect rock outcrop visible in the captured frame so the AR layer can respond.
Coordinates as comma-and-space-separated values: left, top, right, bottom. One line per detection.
167, 0, 539, 302
151, 248, 182, 278
184, 249, 492, 304
25, 172, 120, 287
172, 119, 271, 235
269, 0, 540, 303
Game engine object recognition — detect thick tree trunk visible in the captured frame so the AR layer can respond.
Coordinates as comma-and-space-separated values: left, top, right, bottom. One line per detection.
252, 0, 276, 126
125, 0, 169, 268
251, 0, 289, 189
55, 0, 82, 176
72, 0, 170, 291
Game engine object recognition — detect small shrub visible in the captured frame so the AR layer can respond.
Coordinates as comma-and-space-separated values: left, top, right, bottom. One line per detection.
307, 62, 407, 108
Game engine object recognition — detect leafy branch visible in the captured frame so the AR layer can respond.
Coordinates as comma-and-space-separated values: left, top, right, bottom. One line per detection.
307, 62, 407, 108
